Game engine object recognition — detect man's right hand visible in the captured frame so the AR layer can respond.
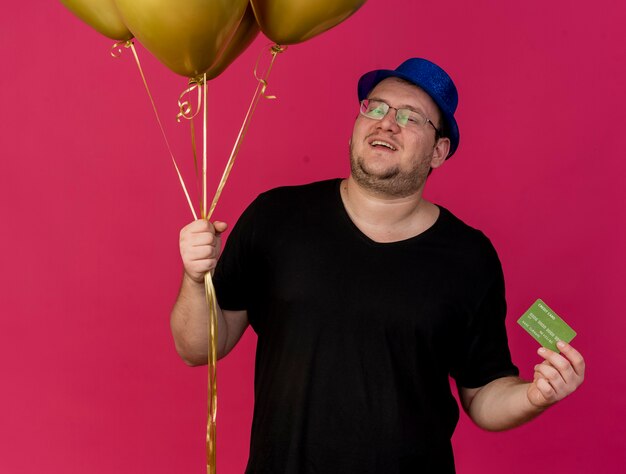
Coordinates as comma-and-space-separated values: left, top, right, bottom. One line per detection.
179, 219, 228, 283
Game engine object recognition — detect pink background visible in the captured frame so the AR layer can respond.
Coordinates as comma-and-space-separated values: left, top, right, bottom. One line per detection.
1, 1, 625, 473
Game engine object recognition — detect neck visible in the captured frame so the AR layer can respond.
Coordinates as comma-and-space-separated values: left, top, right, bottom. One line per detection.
340, 177, 439, 243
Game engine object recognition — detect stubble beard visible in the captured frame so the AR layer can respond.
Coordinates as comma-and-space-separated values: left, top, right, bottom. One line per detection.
349, 141, 432, 198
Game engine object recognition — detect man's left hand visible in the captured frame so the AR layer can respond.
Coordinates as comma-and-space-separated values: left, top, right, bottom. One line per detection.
527, 341, 585, 408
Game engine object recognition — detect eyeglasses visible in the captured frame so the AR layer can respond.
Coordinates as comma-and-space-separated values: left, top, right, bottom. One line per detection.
359, 99, 440, 136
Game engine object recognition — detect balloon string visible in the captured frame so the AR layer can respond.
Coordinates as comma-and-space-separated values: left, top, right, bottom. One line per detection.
202, 45, 286, 472
113, 41, 197, 220
202, 75, 208, 221
189, 119, 203, 217
206, 44, 286, 220
198, 73, 216, 474
204, 271, 218, 474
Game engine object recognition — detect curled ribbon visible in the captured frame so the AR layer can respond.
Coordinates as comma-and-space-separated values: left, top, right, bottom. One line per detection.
177, 76, 205, 122
110, 40, 133, 58
252, 44, 287, 101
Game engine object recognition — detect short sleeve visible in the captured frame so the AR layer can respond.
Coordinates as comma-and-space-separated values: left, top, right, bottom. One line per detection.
450, 247, 519, 388
212, 196, 262, 311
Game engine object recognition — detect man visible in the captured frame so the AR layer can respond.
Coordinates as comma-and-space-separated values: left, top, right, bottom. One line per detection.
171, 58, 585, 473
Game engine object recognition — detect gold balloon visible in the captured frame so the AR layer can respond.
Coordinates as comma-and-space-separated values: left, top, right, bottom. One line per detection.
61, 0, 133, 41
206, 4, 260, 80
250, 0, 367, 45
114, 0, 249, 78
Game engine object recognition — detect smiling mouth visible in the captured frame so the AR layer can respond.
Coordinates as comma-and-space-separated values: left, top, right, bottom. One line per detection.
370, 140, 397, 151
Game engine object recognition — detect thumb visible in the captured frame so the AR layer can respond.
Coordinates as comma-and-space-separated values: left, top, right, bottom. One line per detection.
213, 221, 228, 234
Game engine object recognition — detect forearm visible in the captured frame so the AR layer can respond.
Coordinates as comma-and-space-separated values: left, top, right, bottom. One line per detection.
462, 343, 585, 431
170, 272, 228, 366
463, 376, 546, 431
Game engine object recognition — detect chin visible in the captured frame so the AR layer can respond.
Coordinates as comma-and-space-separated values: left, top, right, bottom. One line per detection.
350, 148, 427, 197
353, 165, 424, 197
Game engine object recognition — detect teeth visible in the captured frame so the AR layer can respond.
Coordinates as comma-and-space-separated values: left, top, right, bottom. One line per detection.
371, 140, 396, 150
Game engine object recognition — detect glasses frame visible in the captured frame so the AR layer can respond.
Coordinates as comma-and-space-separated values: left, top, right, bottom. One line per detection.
359, 99, 441, 137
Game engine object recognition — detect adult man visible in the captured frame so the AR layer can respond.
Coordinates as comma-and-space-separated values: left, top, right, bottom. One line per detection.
171, 58, 585, 473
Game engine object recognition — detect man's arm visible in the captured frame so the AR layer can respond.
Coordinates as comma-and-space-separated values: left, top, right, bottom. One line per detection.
458, 341, 585, 431
170, 219, 249, 366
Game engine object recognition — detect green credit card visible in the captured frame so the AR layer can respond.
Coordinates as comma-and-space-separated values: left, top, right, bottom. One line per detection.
517, 299, 577, 353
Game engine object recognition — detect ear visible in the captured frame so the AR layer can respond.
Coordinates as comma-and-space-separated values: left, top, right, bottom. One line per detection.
430, 137, 450, 169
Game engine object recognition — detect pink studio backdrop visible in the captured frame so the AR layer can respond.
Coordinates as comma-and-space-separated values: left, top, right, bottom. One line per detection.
1, 1, 625, 473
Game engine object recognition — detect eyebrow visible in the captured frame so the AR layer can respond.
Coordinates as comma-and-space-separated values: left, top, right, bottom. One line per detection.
368, 97, 427, 115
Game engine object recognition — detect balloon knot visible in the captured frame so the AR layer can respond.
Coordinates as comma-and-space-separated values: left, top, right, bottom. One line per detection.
190, 75, 206, 86
110, 40, 133, 59
271, 44, 287, 55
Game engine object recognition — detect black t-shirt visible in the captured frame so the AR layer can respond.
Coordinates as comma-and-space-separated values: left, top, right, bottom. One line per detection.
214, 179, 519, 473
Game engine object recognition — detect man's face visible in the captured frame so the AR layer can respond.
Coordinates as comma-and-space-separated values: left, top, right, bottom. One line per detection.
349, 77, 449, 197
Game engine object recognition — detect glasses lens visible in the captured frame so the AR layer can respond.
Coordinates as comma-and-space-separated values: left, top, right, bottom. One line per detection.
361, 100, 388, 119
360, 100, 430, 130
395, 109, 410, 126
398, 109, 428, 128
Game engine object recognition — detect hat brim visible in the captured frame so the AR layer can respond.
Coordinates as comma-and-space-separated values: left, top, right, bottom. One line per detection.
358, 69, 459, 158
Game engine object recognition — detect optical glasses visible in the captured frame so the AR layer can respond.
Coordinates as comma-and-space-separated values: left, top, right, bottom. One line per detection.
359, 99, 440, 136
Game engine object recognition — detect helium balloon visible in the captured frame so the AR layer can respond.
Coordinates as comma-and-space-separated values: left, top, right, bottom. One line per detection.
250, 0, 367, 45
61, 0, 133, 41
206, 4, 260, 80
114, 0, 249, 78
